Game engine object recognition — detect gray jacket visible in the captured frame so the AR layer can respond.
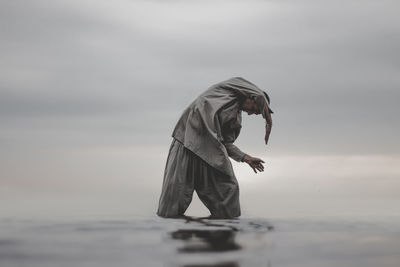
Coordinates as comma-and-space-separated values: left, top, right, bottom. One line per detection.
172, 77, 270, 176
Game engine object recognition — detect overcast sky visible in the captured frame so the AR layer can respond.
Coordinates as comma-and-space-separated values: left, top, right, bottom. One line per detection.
1, 0, 399, 219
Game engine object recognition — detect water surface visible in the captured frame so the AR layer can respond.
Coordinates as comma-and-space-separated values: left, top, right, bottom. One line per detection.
0, 216, 399, 267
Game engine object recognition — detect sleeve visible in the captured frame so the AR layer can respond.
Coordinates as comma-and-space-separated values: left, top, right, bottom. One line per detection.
224, 142, 246, 162
221, 121, 246, 162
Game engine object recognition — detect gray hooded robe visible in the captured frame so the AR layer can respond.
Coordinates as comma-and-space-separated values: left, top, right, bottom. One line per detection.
157, 77, 271, 218
172, 77, 270, 176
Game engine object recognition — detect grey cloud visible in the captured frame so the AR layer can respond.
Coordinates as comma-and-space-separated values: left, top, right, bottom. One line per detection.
0, 0, 399, 155
1, 0, 400, 219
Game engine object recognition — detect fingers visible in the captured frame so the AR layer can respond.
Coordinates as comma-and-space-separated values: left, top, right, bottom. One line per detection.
248, 160, 265, 173
251, 166, 257, 173
254, 158, 265, 164
251, 163, 264, 173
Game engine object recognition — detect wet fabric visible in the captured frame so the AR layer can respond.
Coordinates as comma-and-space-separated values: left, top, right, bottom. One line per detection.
172, 76, 270, 177
157, 138, 241, 219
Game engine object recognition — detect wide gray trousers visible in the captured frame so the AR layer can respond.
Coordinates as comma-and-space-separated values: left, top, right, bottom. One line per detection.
156, 138, 241, 219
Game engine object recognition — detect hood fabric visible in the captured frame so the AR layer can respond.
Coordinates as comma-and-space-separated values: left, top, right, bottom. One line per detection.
171, 77, 270, 176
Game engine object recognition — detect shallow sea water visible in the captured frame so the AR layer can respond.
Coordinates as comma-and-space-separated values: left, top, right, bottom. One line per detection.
0, 216, 399, 267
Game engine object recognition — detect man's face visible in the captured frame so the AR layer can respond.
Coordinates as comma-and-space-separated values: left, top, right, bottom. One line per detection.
241, 98, 260, 115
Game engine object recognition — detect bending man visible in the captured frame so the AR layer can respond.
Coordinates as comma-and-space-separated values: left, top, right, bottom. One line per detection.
156, 77, 274, 219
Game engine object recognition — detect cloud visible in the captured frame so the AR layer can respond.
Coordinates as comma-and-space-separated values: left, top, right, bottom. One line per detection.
0, 5, 399, 164
0, 0, 399, 218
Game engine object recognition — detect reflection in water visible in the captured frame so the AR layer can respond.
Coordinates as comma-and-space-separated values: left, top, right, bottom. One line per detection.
170, 216, 244, 267
171, 229, 241, 252
169, 216, 275, 267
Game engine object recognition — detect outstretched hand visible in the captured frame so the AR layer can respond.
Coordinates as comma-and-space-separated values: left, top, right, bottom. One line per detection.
242, 154, 265, 173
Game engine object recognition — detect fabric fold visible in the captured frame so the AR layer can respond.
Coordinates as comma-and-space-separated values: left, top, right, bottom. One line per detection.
172, 77, 267, 176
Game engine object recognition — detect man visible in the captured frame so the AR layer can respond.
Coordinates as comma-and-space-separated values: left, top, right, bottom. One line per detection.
156, 77, 274, 219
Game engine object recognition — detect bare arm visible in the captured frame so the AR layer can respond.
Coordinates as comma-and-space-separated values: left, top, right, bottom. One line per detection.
264, 104, 273, 145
